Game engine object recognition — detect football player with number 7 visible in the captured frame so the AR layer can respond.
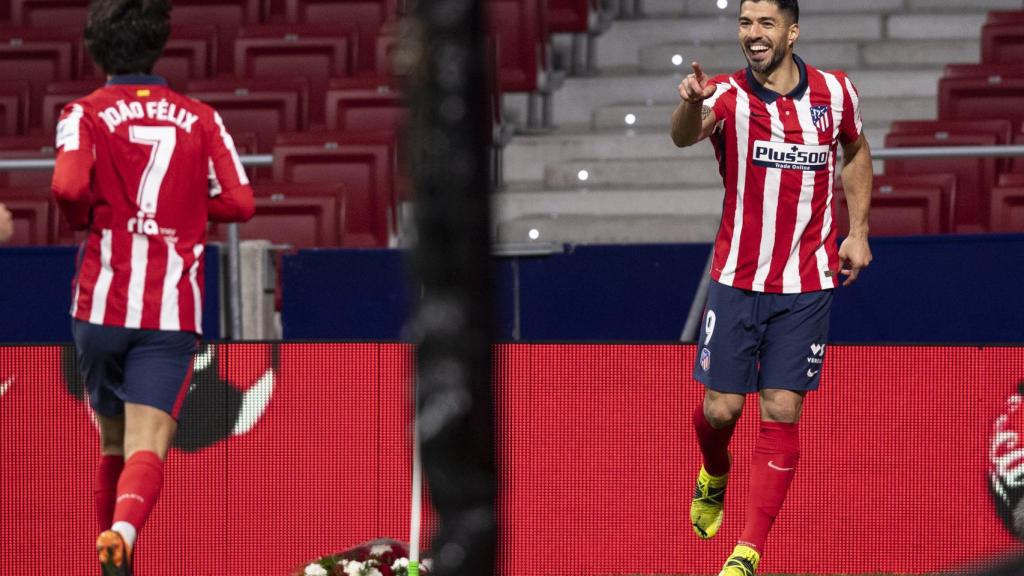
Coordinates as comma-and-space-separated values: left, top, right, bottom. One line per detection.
670, 1, 872, 575
51, 1, 254, 574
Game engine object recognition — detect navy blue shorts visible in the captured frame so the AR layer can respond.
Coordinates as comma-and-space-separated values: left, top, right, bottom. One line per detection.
73, 320, 199, 419
693, 280, 833, 394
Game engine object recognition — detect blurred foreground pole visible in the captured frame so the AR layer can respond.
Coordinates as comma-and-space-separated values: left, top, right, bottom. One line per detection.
405, 0, 496, 574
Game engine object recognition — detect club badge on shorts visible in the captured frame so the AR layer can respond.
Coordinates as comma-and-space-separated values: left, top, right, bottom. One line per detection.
700, 347, 711, 372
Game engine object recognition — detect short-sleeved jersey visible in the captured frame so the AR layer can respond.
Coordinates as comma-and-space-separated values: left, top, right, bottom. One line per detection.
702, 55, 863, 294
52, 75, 254, 334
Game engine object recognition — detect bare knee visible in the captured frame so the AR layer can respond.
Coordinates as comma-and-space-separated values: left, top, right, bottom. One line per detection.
123, 403, 178, 460
98, 414, 126, 455
759, 389, 805, 423
703, 391, 744, 428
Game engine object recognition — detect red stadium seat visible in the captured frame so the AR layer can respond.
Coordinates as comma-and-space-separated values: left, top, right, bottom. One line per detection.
1011, 133, 1024, 174
884, 131, 999, 232
284, 0, 397, 74
171, 0, 263, 74
156, 24, 221, 91
836, 173, 959, 234
888, 118, 1015, 173
374, 29, 399, 77
11, 0, 87, 28
186, 77, 309, 153
982, 22, 1024, 64
548, 0, 592, 33
1000, 173, 1024, 187
986, 10, 1024, 24
272, 131, 396, 246
0, 186, 55, 245
939, 74, 1024, 129
0, 29, 79, 131
208, 187, 345, 248
991, 186, 1024, 233
234, 24, 359, 125
833, 186, 944, 237
40, 80, 102, 137
171, 0, 262, 26
943, 63, 1024, 79
0, 137, 55, 187
889, 119, 1014, 146
487, 0, 548, 94
0, 82, 29, 137
324, 76, 404, 133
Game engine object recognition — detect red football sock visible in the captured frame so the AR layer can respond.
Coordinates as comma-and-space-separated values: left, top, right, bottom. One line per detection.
740, 421, 800, 554
111, 451, 164, 547
95, 454, 125, 531
692, 403, 736, 477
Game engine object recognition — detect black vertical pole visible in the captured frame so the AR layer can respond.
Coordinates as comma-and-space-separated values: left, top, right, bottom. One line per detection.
405, 0, 496, 574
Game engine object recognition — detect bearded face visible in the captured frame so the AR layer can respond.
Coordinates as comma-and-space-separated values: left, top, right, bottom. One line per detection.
738, 1, 798, 76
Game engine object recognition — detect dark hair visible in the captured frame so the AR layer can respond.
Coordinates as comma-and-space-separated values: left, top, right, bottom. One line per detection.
84, 0, 171, 75
740, 0, 799, 23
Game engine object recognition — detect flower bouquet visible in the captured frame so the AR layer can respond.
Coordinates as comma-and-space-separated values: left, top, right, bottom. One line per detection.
292, 538, 431, 576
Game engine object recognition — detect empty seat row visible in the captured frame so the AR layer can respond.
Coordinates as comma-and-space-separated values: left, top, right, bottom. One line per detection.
0, 182, 349, 249
0, 129, 400, 247
879, 23, 1024, 235
833, 171, 1024, 237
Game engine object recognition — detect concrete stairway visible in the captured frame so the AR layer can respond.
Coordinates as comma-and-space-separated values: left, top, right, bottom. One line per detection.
495, 0, 1020, 245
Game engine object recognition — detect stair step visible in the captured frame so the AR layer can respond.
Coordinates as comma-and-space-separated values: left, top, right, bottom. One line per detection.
593, 99, 935, 131
639, 42, 861, 74
544, 157, 722, 189
596, 15, 883, 69
553, 69, 944, 125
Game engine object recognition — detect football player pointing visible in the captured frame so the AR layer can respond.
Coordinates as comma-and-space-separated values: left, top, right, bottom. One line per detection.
51, 1, 254, 574
671, 1, 872, 574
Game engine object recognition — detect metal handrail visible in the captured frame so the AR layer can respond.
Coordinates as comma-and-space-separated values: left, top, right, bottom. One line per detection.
0, 154, 274, 171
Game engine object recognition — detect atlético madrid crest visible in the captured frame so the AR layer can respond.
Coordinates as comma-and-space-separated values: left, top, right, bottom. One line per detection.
700, 347, 711, 371
810, 105, 831, 134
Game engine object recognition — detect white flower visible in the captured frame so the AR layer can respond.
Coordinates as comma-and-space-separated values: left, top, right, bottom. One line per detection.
391, 557, 409, 570
421, 559, 433, 571
366, 569, 383, 576
369, 544, 392, 557
344, 561, 364, 576
304, 563, 328, 576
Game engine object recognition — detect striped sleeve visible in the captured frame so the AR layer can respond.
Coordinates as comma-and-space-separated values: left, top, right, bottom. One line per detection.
206, 108, 255, 222
836, 72, 863, 144
704, 78, 733, 130
51, 102, 96, 230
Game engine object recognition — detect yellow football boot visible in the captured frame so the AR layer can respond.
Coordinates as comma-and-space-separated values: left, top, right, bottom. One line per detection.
690, 464, 728, 539
718, 544, 760, 576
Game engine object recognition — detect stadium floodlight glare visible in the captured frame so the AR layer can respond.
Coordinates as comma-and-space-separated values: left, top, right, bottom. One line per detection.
717, 0, 728, 9
577, 169, 590, 182
528, 228, 540, 240
624, 113, 637, 125
671, 54, 684, 66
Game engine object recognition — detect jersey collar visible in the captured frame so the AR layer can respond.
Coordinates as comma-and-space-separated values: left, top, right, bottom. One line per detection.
106, 74, 168, 86
745, 53, 808, 105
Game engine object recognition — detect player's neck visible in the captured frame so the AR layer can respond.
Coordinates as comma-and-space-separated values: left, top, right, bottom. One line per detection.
751, 53, 799, 96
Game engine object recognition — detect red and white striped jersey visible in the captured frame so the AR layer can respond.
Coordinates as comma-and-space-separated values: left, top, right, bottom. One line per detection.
703, 55, 863, 293
52, 76, 255, 334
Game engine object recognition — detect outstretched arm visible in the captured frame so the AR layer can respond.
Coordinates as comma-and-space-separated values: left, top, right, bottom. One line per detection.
671, 62, 719, 148
837, 133, 873, 286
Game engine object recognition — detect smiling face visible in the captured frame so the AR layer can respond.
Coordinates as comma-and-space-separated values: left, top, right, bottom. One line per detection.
738, 1, 799, 75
